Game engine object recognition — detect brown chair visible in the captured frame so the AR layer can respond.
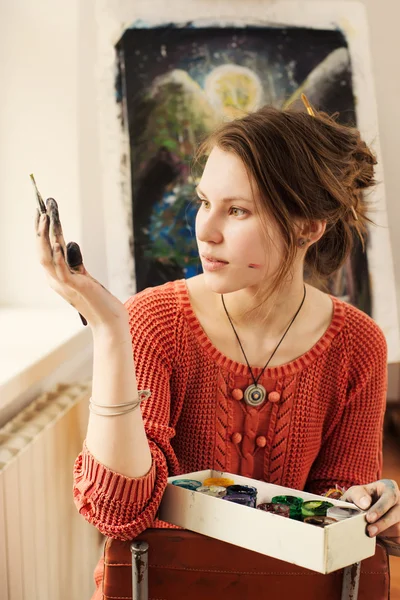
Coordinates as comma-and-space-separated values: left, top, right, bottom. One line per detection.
102, 529, 390, 600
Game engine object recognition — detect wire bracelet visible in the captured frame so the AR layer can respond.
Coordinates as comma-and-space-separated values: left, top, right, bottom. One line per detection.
89, 390, 151, 417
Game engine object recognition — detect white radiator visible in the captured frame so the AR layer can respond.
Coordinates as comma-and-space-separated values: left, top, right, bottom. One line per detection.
0, 382, 103, 600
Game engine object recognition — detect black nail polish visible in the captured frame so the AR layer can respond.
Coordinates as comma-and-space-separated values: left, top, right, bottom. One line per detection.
79, 313, 87, 326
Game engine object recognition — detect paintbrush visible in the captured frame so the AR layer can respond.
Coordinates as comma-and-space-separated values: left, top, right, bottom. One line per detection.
30, 173, 47, 214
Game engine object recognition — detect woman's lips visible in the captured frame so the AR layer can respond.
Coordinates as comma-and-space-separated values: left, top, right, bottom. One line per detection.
201, 255, 229, 272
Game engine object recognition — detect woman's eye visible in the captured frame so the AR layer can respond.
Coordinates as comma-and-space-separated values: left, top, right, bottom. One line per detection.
230, 207, 247, 217
196, 197, 209, 208
195, 198, 247, 217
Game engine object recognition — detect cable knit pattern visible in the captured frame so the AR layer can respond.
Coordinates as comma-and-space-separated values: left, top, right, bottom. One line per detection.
72, 278, 387, 598
266, 375, 296, 484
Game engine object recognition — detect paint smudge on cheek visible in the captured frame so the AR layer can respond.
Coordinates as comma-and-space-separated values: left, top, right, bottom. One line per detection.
248, 263, 262, 269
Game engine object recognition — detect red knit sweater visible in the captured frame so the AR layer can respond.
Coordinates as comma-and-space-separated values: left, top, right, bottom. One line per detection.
73, 278, 387, 595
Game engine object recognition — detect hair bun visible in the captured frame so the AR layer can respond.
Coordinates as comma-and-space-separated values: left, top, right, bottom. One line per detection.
350, 136, 377, 191
340, 132, 377, 234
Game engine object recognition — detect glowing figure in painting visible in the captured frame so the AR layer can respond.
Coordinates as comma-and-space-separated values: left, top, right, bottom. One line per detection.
204, 64, 263, 119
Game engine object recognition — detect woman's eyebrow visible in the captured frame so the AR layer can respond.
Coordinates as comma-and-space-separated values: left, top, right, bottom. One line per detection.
195, 186, 253, 203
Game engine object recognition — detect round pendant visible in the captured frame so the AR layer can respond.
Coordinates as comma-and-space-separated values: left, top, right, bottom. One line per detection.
244, 383, 266, 407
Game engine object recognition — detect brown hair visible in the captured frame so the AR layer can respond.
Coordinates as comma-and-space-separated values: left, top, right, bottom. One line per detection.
194, 104, 377, 301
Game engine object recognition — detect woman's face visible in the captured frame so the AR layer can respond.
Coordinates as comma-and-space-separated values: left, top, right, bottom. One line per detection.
195, 146, 284, 295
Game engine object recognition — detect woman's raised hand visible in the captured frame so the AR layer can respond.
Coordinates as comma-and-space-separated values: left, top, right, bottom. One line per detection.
35, 197, 129, 332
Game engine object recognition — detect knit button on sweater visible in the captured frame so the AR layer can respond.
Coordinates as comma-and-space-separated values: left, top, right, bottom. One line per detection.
73, 278, 387, 548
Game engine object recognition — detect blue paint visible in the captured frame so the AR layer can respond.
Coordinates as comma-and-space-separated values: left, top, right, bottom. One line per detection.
127, 19, 196, 30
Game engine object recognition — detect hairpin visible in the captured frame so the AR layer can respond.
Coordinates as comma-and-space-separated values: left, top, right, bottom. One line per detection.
350, 206, 359, 221
301, 93, 315, 117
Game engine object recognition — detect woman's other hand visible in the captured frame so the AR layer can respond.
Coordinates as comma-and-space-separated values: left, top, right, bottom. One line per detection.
342, 479, 400, 553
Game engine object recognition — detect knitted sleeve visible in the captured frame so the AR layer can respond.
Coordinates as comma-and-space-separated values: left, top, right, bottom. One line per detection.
73, 285, 183, 540
305, 317, 388, 496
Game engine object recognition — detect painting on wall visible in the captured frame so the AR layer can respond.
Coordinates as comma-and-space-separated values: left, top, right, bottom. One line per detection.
116, 24, 371, 313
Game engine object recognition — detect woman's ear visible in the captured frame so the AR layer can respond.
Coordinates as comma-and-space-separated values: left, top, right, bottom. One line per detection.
295, 219, 327, 248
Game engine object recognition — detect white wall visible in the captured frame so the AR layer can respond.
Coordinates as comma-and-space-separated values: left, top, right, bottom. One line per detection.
0, 0, 107, 310
0, 0, 399, 390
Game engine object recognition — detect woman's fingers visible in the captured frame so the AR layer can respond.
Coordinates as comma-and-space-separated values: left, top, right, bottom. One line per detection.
36, 210, 57, 279
66, 241, 85, 273
367, 504, 400, 537
367, 479, 398, 517
342, 479, 400, 538
51, 247, 88, 327
52, 243, 75, 283
36, 198, 83, 278
342, 479, 399, 512
46, 197, 67, 258
36, 204, 77, 296
35, 200, 97, 328
341, 484, 372, 509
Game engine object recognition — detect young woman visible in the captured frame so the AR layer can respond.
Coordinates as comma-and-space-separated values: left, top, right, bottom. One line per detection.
35, 103, 400, 597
